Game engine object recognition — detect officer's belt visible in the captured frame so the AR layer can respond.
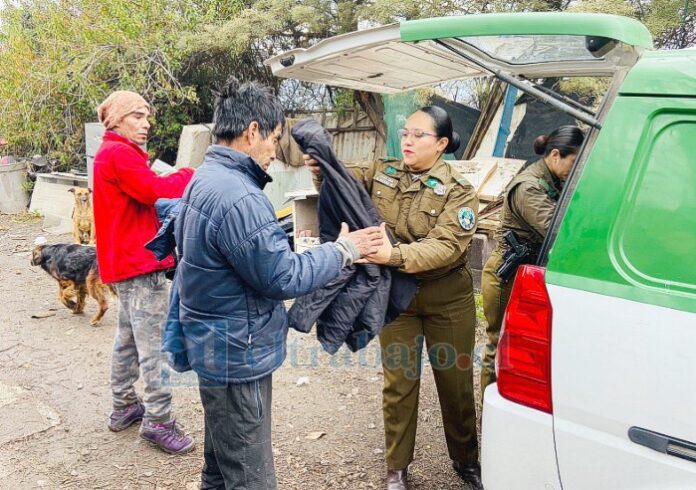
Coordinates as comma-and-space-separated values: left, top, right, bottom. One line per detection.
417, 259, 468, 282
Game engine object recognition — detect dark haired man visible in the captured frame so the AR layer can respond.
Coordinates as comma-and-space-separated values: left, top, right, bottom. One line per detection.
171, 77, 384, 489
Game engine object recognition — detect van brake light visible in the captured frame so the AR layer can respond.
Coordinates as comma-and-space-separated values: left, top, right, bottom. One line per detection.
497, 265, 553, 414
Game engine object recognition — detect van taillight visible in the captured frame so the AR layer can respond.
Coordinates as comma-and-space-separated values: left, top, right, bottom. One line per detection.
497, 265, 553, 414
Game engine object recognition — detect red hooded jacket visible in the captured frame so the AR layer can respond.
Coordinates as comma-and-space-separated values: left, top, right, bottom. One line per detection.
93, 131, 194, 283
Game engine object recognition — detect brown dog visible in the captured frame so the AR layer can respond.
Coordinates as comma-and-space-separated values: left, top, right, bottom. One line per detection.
31, 243, 115, 326
69, 187, 96, 245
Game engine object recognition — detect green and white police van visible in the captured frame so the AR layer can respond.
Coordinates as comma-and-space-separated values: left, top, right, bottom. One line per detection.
266, 13, 696, 489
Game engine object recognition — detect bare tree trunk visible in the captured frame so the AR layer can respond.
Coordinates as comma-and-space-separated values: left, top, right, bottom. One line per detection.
354, 90, 386, 142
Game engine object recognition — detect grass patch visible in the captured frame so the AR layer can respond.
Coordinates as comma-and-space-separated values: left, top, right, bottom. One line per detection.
11, 210, 42, 223
474, 292, 485, 322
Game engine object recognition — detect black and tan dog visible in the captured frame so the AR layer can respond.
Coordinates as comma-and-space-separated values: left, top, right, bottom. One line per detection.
31, 243, 115, 326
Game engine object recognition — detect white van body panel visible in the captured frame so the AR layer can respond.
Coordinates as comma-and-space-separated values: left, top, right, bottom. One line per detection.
482, 386, 561, 490
549, 285, 696, 489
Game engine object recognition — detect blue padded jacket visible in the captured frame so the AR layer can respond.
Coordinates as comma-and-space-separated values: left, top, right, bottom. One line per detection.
168, 145, 342, 383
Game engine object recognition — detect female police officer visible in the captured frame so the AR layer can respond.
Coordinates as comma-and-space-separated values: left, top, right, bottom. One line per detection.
305, 106, 482, 490
480, 125, 585, 396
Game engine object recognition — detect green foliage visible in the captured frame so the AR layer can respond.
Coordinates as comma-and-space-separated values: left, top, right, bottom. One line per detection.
20, 178, 35, 194
558, 77, 611, 106
360, 0, 466, 23
562, 0, 685, 98
475, 293, 485, 322
0, 0, 687, 170
569, 0, 685, 47
0, 0, 243, 169
333, 89, 356, 116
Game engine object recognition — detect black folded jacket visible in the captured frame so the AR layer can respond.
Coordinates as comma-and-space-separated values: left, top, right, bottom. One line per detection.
287, 119, 418, 353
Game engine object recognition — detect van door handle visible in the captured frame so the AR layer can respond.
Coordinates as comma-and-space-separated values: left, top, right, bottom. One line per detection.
629, 426, 696, 464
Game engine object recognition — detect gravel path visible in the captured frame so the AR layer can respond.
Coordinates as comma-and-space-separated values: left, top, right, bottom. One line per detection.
0, 213, 486, 489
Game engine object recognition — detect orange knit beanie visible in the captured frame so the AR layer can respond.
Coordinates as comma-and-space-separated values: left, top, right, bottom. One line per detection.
97, 91, 150, 130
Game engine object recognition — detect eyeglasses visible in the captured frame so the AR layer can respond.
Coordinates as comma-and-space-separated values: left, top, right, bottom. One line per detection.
397, 128, 437, 139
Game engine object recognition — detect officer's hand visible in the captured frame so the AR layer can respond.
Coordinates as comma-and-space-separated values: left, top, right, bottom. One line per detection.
303, 154, 321, 175
340, 223, 384, 257
364, 223, 393, 265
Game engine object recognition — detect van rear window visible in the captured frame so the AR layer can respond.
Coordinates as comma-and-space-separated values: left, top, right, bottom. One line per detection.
459, 35, 604, 65
612, 114, 696, 292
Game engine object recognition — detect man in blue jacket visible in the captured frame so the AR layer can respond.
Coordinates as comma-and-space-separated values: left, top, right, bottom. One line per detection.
173, 77, 384, 490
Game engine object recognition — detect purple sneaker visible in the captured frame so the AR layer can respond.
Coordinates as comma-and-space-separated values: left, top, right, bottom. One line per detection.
139, 419, 195, 455
108, 400, 145, 432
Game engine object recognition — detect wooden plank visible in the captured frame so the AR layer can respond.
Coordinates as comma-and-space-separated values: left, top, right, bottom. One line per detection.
449, 157, 498, 191
478, 158, 525, 202
462, 80, 506, 160
479, 201, 503, 221
449, 156, 524, 202
476, 162, 499, 195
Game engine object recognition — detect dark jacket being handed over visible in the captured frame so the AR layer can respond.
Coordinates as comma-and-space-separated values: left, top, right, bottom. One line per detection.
166, 145, 343, 383
288, 119, 418, 354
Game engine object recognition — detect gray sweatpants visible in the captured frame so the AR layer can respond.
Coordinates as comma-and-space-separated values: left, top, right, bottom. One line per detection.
199, 374, 277, 490
111, 271, 172, 422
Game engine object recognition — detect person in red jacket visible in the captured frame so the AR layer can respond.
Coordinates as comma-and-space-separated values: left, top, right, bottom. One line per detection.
93, 90, 195, 454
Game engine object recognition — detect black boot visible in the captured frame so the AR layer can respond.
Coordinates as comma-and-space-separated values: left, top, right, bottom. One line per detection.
386, 468, 408, 490
452, 461, 483, 490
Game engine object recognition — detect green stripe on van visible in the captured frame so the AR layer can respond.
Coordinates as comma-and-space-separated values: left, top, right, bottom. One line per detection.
546, 95, 696, 314
400, 13, 653, 49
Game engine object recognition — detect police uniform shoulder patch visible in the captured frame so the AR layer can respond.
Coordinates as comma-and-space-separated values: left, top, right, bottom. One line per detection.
537, 178, 559, 200
458, 207, 476, 231
375, 173, 398, 188
425, 177, 439, 188
379, 156, 400, 163
384, 165, 397, 176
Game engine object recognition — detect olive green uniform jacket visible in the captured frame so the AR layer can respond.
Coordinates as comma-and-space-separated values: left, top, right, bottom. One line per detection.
319, 157, 481, 468
344, 157, 479, 279
493, 159, 563, 247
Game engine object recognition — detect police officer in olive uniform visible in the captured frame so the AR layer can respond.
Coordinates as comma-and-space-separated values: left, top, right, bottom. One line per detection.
480, 126, 585, 395
307, 106, 482, 490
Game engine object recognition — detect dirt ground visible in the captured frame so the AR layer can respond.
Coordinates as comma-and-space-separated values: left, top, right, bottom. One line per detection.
0, 212, 486, 490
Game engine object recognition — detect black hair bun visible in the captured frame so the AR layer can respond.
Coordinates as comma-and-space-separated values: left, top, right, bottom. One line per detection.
446, 131, 461, 154
533, 134, 549, 155
218, 76, 241, 99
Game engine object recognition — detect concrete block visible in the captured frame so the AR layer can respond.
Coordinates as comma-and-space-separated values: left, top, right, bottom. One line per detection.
176, 124, 213, 169
0, 162, 29, 213
85, 122, 106, 190
85, 122, 106, 156
30, 173, 88, 235
469, 232, 497, 290
469, 232, 497, 270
